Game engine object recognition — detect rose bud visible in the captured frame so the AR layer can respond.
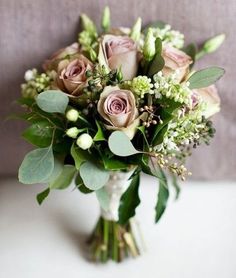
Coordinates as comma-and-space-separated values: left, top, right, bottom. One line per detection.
56, 54, 93, 95
66, 127, 80, 139
98, 35, 139, 80
76, 133, 93, 150
43, 43, 79, 71
66, 109, 80, 122
162, 45, 192, 82
97, 86, 140, 139
193, 85, 220, 118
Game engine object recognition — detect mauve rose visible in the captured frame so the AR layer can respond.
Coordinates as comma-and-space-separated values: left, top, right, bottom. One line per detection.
98, 35, 138, 80
193, 85, 220, 118
97, 86, 139, 139
162, 45, 192, 82
56, 54, 93, 95
43, 43, 79, 71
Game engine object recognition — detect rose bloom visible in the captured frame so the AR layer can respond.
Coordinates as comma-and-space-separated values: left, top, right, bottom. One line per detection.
98, 35, 139, 80
97, 86, 140, 139
56, 54, 93, 95
43, 43, 79, 71
162, 45, 192, 82
193, 85, 220, 118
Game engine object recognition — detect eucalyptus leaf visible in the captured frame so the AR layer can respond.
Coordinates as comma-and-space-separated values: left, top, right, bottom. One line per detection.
18, 146, 54, 184
155, 170, 169, 223
79, 161, 110, 190
118, 174, 140, 225
36, 90, 69, 114
36, 188, 50, 205
50, 165, 76, 190
108, 131, 139, 157
188, 67, 225, 89
75, 174, 93, 194
70, 143, 89, 170
22, 120, 54, 147
96, 188, 110, 211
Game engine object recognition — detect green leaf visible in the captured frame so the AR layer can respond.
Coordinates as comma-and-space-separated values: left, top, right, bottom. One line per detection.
18, 146, 54, 184
22, 120, 54, 147
118, 174, 140, 225
70, 143, 89, 170
108, 131, 139, 157
93, 120, 106, 141
50, 165, 76, 189
188, 67, 225, 89
79, 161, 110, 190
102, 155, 128, 170
96, 188, 110, 211
171, 175, 181, 200
36, 90, 69, 114
182, 43, 197, 67
75, 174, 93, 194
36, 188, 50, 205
155, 170, 169, 223
148, 38, 165, 76
152, 110, 174, 145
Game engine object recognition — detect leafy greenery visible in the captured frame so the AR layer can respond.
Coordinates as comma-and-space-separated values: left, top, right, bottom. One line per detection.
36, 90, 69, 114
37, 188, 50, 205
188, 67, 225, 89
18, 146, 54, 184
108, 131, 139, 157
79, 161, 110, 190
148, 38, 165, 76
96, 188, 110, 211
155, 169, 169, 223
50, 165, 76, 189
118, 173, 140, 225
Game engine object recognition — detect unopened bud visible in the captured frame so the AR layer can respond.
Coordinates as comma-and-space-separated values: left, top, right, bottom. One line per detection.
66, 109, 79, 122
143, 28, 156, 61
80, 13, 97, 35
76, 133, 93, 150
130, 17, 142, 41
101, 6, 110, 32
66, 127, 80, 139
203, 33, 225, 54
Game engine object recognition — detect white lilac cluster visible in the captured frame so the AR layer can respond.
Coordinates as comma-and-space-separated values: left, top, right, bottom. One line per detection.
155, 102, 207, 153
126, 76, 154, 98
153, 71, 192, 106
152, 24, 185, 49
21, 69, 53, 98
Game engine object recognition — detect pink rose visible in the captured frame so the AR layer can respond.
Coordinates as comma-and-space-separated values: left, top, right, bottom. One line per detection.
98, 35, 139, 80
162, 45, 192, 82
43, 43, 79, 71
193, 85, 220, 118
97, 86, 139, 139
56, 54, 93, 95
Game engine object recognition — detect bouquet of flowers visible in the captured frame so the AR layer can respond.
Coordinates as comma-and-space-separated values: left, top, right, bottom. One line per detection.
17, 7, 225, 263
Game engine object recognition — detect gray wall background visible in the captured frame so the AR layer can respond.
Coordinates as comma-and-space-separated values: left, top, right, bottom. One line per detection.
0, 0, 235, 179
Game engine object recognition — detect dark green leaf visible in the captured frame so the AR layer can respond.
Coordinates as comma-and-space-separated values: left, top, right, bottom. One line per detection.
148, 38, 165, 76
75, 174, 93, 194
70, 143, 89, 170
18, 146, 54, 184
171, 175, 181, 200
36, 90, 69, 114
155, 170, 169, 223
22, 120, 54, 147
118, 174, 140, 225
182, 43, 197, 67
36, 188, 50, 205
188, 67, 225, 89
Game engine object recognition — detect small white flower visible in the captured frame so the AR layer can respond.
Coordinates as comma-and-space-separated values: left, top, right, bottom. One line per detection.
24, 69, 36, 81
66, 127, 80, 139
76, 133, 93, 150
66, 109, 80, 122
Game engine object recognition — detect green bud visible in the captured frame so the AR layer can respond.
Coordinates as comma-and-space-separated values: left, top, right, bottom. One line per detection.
101, 6, 110, 32
203, 33, 225, 53
117, 67, 123, 82
143, 28, 156, 61
66, 109, 79, 122
89, 48, 97, 62
66, 127, 80, 139
76, 133, 93, 150
80, 13, 97, 36
130, 17, 142, 41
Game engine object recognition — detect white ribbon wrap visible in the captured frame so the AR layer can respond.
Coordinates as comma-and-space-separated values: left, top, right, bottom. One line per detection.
101, 170, 134, 221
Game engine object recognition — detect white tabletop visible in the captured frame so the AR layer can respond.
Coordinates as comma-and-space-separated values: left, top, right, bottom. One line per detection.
0, 176, 236, 278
